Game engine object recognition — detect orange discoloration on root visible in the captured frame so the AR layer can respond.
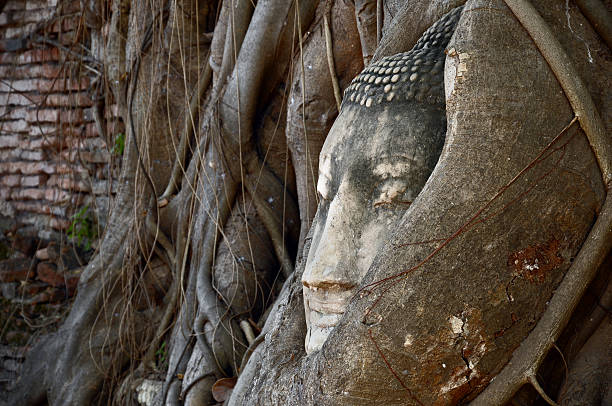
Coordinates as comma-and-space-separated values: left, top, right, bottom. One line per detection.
507, 238, 563, 284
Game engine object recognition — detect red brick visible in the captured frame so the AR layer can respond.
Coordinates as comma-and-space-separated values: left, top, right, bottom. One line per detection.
4, 23, 38, 39
18, 281, 48, 296
44, 188, 71, 201
36, 262, 64, 287
0, 63, 61, 79
18, 48, 60, 64
40, 63, 64, 77
28, 124, 59, 137
26, 108, 84, 123
57, 30, 83, 46
25, 0, 49, 11
0, 134, 21, 148
19, 150, 44, 160
68, 136, 107, 149
35, 247, 51, 260
26, 77, 91, 92
0, 161, 55, 174
12, 188, 45, 200
0, 52, 17, 64
0, 120, 28, 132
21, 175, 48, 187
0, 258, 36, 282
1, 175, 20, 186
13, 201, 51, 215
3, 2, 27, 11
49, 217, 70, 229
0, 8, 54, 26
18, 213, 70, 230
85, 122, 99, 137
0, 79, 31, 92
0, 150, 12, 160
58, 0, 80, 14
48, 15, 82, 33
0, 106, 27, 120
44, 92, 93, 107
47, 175, 90, 191
81, 150, 109, 163
0, 92, 33, 106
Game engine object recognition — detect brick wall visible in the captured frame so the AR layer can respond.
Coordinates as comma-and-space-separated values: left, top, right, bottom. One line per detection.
0, 0, 121, 241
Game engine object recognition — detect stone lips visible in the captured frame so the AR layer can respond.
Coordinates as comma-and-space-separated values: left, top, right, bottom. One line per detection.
342, 6, 463, 109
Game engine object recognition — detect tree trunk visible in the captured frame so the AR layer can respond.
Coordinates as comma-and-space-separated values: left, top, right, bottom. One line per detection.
3, 0, 610, 404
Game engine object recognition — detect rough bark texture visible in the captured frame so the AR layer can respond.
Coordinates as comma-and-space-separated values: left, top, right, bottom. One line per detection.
229, 0, 610, 404
1, 0, 610, 404
286, 0, 364, 250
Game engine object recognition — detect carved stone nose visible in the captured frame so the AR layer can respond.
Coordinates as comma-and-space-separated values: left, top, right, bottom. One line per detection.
302, 197, 358, 290
302, 261, 356, 290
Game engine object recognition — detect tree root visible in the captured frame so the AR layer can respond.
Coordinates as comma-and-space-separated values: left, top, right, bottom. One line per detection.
245, 154, 299, 279
528, 374, 558, 406
239, 320, 256, 345
159, 59, 213, 204
376, 0, 383, 44
471, 1, 612, 403
502, 0, 611, 188
145, 211, 176, 266
323, 12, 342, 111
574, 0, 612, 50
471, 164, 612, 405
372, 0, 466, 62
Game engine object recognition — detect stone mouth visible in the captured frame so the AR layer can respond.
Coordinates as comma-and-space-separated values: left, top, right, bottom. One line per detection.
304, 286, 354, 316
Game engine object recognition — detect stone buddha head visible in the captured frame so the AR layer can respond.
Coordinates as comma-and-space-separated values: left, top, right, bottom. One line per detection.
300, 6, 463, 353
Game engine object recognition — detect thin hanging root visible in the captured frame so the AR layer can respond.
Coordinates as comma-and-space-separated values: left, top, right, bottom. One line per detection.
376, 0, 383, 44
528, 374, 559, 406
145, 211, 176, 266
243, 154, 298, 279
323, 12, 342, 111
247, 186, 294, 279
159, 60, 213, 205
141, 277, 178, 369
471, 2, 612, 403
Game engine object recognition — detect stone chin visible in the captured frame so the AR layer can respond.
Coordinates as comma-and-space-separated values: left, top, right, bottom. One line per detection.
302, 285, 354, 354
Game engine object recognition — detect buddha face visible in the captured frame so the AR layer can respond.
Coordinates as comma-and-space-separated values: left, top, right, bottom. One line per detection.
301, 98, 447, 353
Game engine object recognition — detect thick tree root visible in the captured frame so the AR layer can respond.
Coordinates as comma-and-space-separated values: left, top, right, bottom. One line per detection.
574, 0, 612, 50
471, 158, 612, 405
502, 0, 611, 188
323, 12, 342, 111
472, 1, 612, 403
159, 61, 212, 203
